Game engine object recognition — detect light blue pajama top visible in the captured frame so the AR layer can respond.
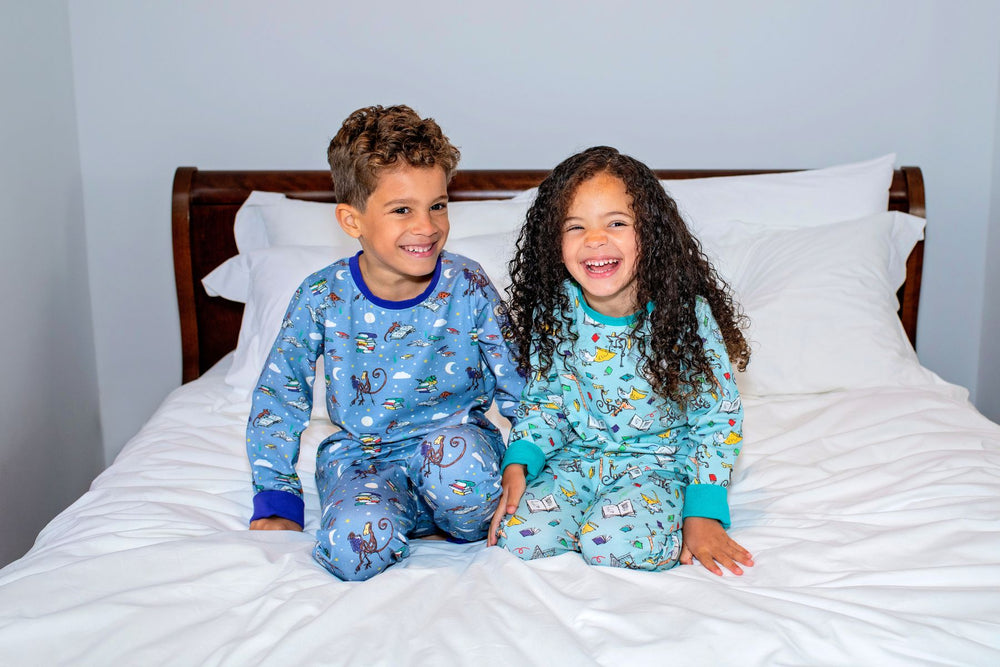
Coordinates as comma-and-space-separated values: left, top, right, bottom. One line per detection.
502, 282, 744, 527
246, 250, 524, 526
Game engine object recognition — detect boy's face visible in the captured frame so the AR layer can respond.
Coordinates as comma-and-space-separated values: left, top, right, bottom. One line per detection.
561, 172, 640, 318
336, 164, 450, 300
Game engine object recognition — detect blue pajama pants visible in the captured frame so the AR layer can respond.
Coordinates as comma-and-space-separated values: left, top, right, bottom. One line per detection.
312, 424, 503, 581
496, 451, 686, 570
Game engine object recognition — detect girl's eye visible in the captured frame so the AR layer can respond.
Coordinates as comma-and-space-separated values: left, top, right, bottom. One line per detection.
610, 220, 629, 228
564, 224, 583, 232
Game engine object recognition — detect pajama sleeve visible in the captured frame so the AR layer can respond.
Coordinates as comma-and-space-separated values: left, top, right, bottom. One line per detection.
245, 277, 324, 527
681, 297, 744, 529
502, 358, 576, 481
474, 278, 525, 422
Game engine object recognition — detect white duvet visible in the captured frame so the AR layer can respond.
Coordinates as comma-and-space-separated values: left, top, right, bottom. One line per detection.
2, 357, 999, 666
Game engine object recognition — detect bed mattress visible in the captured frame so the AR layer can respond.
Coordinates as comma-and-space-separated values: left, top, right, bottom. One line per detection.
1, 356, 998, 665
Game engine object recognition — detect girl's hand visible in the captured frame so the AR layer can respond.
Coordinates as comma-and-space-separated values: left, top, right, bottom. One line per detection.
250, 517, 303, 531
679, 516, 753, 576
487, 464, 526, 546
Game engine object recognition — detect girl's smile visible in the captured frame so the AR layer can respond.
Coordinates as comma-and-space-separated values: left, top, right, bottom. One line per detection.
561, 172, 640, 318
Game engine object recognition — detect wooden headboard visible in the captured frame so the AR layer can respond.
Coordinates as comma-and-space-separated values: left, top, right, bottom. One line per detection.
172, 167, 926, 383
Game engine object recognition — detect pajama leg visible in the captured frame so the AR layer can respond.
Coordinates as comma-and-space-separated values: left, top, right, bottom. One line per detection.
313, 456, 417, 582
579, 467, 685, 571
407, 424, 504, 541
496, 453, 592, 560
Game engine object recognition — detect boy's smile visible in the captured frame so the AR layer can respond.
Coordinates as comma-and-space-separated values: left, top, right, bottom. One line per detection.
337, 164, 450, 301
561, 172, 639, 318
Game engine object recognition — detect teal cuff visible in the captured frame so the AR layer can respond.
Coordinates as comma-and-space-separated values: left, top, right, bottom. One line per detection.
502, 439, 546, 481
682, 483, 731, 529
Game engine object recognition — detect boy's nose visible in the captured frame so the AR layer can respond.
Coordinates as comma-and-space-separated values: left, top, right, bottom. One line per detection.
410, 212, 437, 235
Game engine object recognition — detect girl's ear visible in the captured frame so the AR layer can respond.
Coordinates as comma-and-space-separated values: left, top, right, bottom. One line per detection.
336, 203, 362, 239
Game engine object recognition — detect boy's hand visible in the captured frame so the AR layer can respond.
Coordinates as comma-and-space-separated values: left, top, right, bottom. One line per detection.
487, 464, 526, 546
679, 516, 753, 576
250, 517, 303, 532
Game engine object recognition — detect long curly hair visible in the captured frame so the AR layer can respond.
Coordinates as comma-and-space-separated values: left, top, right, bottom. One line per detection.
506, 146, 750, 407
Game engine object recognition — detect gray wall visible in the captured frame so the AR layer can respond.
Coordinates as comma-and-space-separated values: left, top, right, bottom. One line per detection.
979, 60, 1000, 421
0, 2, 103, 566
67, 1, 1000, 464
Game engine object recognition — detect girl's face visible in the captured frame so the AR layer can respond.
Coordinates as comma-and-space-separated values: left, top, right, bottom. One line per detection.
561, 172, 640, 318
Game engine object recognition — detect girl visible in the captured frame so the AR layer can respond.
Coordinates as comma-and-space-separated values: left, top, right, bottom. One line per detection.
487, 146, 754, 576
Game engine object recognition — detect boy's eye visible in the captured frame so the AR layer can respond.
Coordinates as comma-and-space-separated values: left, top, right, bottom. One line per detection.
430, 202, 447, 211
392, 207, 410, 215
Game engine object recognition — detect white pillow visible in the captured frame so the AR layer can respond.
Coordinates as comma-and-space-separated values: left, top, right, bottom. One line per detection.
221, 245, 349, 395
696, 211, 947, 396
233, 191, 529, 253
511, 154, 895, 232
446, 230, 518, 294
665, 154, 896, 233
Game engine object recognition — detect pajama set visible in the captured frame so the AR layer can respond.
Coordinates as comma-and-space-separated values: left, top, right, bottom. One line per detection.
497, 283, 743, 571
246, 250, 523, 581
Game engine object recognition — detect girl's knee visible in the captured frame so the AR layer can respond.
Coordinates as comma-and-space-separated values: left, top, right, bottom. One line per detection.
579, 528, 681, 571
497, 522, 569, 561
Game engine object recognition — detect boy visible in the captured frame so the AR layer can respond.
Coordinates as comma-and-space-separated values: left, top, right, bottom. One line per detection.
246, 105, 524, 581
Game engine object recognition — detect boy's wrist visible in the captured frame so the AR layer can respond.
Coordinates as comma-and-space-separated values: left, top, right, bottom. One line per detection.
251, 490, 305, 527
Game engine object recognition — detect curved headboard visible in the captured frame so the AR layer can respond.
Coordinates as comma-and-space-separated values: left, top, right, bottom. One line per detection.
172, 167, 925, 383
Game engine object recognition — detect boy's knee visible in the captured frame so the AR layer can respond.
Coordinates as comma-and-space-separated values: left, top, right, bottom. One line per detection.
313, 523, 408, 582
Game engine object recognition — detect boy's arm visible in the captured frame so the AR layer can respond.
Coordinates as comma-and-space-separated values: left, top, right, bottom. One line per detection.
245, 280, 322, 528
474, 280, 525, 422
682, 297, 744, 529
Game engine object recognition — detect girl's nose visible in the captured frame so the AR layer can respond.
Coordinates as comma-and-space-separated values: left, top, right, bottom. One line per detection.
584, 229, 607, 247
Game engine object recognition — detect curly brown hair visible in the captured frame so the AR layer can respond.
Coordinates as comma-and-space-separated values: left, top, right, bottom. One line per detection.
506, 146, 750, 407
327, 105, 461, 209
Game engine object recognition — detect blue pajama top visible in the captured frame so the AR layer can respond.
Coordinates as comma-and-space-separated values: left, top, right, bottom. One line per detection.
246, 251, 524, 526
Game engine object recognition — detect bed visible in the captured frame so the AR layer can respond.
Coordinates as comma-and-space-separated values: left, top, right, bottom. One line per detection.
2, 156, 999, 665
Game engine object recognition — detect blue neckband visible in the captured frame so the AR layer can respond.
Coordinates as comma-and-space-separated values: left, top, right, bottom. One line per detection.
349, 251, 443, 310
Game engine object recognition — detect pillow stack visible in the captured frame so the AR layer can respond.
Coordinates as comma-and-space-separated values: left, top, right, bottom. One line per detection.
204, 154, 949, 403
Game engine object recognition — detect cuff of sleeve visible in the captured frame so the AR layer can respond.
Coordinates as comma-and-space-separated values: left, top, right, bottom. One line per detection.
683, 483, 731, 529
251, 490, 304, 527
502, 439, 546, 480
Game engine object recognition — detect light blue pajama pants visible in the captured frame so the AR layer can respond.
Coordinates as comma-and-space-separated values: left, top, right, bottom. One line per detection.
312, 425, 503, 581
496, 451, 686, 570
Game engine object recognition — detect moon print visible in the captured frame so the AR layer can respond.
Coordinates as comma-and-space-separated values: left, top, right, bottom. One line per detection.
331, 367, 342, 381
445, 362, 457, 375
335, 269, 347, 280
494, 364, 505, 377
364, 312, 376, 324
361, 416, 374, 427
444, 268, 455, 278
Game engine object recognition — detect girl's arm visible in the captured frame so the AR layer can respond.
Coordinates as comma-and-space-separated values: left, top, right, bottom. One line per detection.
502, 366, 574, 480
681, 297, 745, 528
680, 297, 753, 574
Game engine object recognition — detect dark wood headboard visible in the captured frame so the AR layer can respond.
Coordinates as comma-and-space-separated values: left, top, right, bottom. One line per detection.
172, 167, 925, 383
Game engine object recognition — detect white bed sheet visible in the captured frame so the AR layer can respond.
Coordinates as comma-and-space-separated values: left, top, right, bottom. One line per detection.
1, 356, 999, 666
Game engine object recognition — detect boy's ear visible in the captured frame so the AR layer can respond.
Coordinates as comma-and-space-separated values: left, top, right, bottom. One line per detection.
336, 203, 363, 239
